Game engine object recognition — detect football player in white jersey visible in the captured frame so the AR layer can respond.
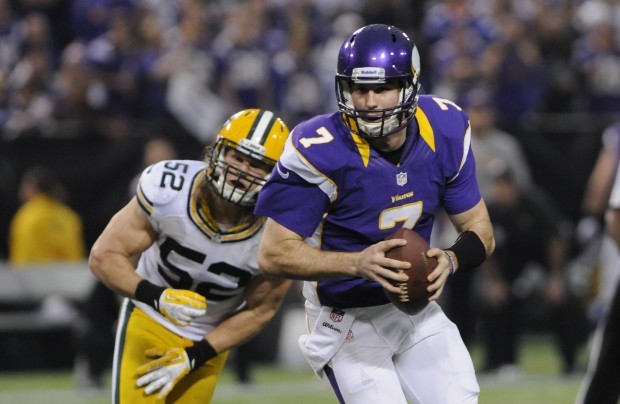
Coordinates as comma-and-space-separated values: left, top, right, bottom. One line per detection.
89, 109, 292, 403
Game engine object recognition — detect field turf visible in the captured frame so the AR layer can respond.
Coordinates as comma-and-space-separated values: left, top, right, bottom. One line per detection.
0, 334, 588, 403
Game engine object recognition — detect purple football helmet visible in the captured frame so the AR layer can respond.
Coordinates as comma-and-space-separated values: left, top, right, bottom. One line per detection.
336, 24, 421, 138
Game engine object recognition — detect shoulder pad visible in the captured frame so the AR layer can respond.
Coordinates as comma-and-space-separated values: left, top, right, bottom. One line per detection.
416, 95, 472, 181
416, 95, 469, 141
135, 160, 202, 214
287, 113, 350, 173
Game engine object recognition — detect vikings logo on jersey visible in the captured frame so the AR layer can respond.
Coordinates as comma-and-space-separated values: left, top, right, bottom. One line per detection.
256, 95, 481, 309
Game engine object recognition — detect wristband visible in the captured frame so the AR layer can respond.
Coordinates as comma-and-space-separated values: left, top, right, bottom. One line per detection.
446, 230, 487, 271
443, 250, 456, 275
185, 339, 218, 372
135, 279, 166, 310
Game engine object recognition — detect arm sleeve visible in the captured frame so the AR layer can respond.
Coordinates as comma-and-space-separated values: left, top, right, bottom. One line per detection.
255, 169, 330, 237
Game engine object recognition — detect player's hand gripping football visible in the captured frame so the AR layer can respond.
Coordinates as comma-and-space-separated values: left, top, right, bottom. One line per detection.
135, 347, 191, 399
425, 247, 453, 301
356, 238, 410, 294
158, 288, 207, 326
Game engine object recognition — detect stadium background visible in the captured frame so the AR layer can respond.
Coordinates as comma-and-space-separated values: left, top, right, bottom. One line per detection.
0, 0, 618, 402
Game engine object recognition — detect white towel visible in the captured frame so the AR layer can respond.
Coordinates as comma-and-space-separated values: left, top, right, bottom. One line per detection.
298, 305, 359, 378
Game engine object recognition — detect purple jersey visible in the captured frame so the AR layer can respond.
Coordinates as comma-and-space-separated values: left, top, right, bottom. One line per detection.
255, 95, 481, 308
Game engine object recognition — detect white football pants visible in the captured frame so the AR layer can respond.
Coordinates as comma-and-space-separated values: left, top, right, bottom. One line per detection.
306, 301, 479, 404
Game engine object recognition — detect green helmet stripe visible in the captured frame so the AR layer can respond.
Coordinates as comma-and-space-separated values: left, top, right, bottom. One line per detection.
248, 110, 276, 145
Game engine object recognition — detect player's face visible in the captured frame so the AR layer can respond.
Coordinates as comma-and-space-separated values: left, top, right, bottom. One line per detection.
350, 82, 401, 113
222, 148, 271, 191
350, 82, 407, 152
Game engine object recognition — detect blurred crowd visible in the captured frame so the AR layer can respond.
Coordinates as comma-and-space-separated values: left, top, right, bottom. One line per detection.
0, 0, 618, 144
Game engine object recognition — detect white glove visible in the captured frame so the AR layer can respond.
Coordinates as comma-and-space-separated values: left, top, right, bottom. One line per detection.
136, 347, 191, 399
158, 289, 207, 326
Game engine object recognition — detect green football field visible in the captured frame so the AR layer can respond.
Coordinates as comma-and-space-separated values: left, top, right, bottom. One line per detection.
0, 335, 588, 403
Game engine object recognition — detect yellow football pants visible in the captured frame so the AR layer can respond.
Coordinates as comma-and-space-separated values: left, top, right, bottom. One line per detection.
112, 299, 228, 403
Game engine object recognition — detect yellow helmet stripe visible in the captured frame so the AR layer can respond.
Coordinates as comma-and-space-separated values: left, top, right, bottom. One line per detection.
248, 110, 277, 145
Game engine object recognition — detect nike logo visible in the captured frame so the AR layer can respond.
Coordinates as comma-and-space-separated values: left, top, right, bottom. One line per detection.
276, 163, 290, 179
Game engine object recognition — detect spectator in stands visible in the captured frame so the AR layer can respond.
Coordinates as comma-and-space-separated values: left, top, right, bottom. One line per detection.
360, 0, 422, 36
479, 166, 585, 378
213, 2, 275, 110
20, 12, 60, 64
0, 0, 22, 73
3, 48, 55, 139
421, 0, 497, 46
484, 13, 547, 134
437, 87, 534, 347
9, 165, 85, 265
84, 8, 139, 122
164, 0, 231, 145
530, 0, 580, 114
70, 0, 135, 42
571, 19, 620, 114
271, 2, 330, 125
575, 0, 620, 44
464, 87, 533, 197
51, 41, 100, 137
428, 24, 488, 101
133, 10, 170, 121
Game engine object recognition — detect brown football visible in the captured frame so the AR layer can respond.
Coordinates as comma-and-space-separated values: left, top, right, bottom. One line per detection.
384, 227, 437, 315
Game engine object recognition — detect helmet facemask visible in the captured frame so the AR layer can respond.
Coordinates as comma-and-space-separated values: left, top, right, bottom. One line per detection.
206, 138, 275, 207
204, 108, 289, 206
336, 76, 419, 138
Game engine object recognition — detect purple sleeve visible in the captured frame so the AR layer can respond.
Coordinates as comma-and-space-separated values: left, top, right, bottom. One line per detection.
255, 171, 330, 238
442, 148, 482, 215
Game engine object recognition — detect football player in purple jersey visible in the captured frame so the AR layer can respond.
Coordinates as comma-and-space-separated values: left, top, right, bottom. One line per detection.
255, 24, 495, 403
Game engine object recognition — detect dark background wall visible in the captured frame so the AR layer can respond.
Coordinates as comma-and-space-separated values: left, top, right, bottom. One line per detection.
0, 123, 206, 260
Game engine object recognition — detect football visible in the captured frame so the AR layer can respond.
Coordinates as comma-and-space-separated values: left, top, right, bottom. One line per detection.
384, 227, 437, 315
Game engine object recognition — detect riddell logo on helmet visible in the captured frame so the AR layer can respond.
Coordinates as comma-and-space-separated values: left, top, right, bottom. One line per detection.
352, 67, 385, 79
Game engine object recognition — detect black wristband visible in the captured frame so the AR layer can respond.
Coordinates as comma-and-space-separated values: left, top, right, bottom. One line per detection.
446, 230, 487, 271
185, 339, 218, 372
134, 279, 166, 310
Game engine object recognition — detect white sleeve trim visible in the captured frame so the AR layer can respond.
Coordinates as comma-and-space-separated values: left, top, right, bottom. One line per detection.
280, 137, 338, 202
448, 123, 471, 184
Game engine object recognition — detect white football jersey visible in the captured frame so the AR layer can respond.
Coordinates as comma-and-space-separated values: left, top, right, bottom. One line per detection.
133, 159, 265, 340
